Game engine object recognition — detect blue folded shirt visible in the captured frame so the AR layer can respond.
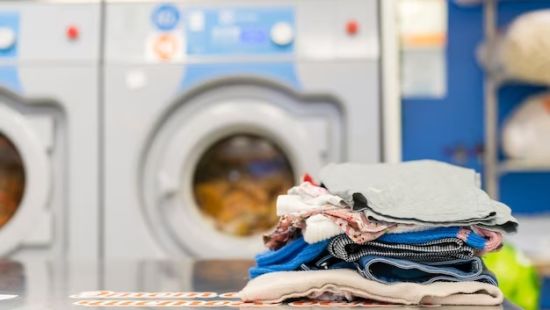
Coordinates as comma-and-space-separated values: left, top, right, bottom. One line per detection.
249, 237, 330, 279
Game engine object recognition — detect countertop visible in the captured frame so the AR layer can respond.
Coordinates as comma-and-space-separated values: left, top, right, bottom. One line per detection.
0, 259, 520, 309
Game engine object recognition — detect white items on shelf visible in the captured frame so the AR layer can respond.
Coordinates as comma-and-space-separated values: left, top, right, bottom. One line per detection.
500, 10, 550, 85
502, 92, 550, 160
482, 2, 550, 198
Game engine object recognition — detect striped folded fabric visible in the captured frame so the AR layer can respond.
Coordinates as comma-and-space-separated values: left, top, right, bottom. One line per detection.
377, 226, 487, 250
328, 234, 476, 262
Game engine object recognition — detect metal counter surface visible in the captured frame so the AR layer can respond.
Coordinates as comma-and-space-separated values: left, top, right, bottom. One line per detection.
0, 259, 519, 309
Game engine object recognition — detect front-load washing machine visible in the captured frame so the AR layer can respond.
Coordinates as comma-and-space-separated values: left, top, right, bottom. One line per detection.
0, 1, 100, 260
104, 0, 384, 259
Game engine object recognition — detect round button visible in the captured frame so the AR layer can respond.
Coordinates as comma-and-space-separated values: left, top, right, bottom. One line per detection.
0, 27, 16, 50
270, 22, 294, 46
66, 25, 80, 41
346, 20, 359, 35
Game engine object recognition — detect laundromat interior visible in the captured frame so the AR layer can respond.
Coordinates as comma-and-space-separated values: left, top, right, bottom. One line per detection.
0, 0, 550, 309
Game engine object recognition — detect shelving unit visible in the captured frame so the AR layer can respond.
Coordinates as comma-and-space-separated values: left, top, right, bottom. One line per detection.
482, 0, 550, 199
478, 3, 550, 307
499, 160, 550, 173
482, 0, 499, 198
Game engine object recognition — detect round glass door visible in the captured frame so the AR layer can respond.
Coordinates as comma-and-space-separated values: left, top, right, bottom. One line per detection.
193, 134, 294, 237
0, 133, 25, 229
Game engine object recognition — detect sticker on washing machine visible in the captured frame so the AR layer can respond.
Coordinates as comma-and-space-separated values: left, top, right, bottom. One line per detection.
151, 4, 181, 31
145, 32, 184, 62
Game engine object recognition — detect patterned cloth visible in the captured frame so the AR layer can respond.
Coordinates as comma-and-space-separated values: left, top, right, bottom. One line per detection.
263, 209, 398, 250
263, 215, 306, 250
322, 209, 396, 244
264, 182, 348, 250
328, 234, 476, 262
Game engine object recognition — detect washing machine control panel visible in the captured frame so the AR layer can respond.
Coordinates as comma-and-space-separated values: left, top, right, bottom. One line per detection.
183, 7, 295, 56
105, 0, 379, 63
0, 2, 101, 62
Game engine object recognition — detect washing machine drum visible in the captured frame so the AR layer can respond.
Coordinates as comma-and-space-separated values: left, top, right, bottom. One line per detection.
0, 99, 51, 255
192, 134, 294, 237
141, 82, 343, 258
0, 134, 25, 230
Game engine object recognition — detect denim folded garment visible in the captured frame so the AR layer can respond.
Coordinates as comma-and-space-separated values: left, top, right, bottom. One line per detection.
249, 237, 330, 279
356, 255, 498, 285
328, 234, 475, 262
298, 252, 355, 271
378, 227, 487, 250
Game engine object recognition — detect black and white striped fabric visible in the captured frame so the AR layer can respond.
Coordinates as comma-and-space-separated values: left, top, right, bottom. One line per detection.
328, 234, 476, 263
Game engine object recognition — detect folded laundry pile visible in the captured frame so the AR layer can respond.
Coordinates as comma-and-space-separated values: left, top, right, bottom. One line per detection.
239, 160, 518, 306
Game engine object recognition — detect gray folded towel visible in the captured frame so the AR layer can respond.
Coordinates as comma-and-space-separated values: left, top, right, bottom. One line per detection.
319, 160, 518, 233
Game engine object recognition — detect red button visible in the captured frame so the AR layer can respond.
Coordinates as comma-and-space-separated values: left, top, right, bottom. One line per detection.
346, 20, 359, 35
66, 25, 79, 41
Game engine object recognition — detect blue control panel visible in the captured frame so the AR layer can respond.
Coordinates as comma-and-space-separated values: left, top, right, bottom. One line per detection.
182, 7, 294, 56
0, 12, 19, 58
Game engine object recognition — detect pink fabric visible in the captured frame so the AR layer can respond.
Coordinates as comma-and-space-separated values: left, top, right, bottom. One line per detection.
457, 228, 471, 242
263, 215, 306, 250
472, 226, 504, 253
322, 209, 395, 244
264, 210, 504, 251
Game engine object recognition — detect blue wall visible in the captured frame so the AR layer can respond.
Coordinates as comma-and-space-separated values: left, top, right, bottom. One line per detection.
402, 0, 550, 215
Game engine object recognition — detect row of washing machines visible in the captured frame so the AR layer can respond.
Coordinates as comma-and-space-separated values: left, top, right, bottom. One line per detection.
0, 0, 389, 262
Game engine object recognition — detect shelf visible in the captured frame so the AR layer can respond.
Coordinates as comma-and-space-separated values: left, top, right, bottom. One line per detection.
499, 159, 550, 173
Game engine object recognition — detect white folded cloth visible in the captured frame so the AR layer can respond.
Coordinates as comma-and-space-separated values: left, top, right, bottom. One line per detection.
239, 269, 504, 306
302, 214, 343, 243
276, 182, 345, 216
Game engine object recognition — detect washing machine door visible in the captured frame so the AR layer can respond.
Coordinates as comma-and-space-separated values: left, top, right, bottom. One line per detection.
0, 103, 50, 255
142, 81, 342, 258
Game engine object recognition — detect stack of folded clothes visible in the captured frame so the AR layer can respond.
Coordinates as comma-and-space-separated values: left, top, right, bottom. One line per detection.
239, 160, 518, 306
